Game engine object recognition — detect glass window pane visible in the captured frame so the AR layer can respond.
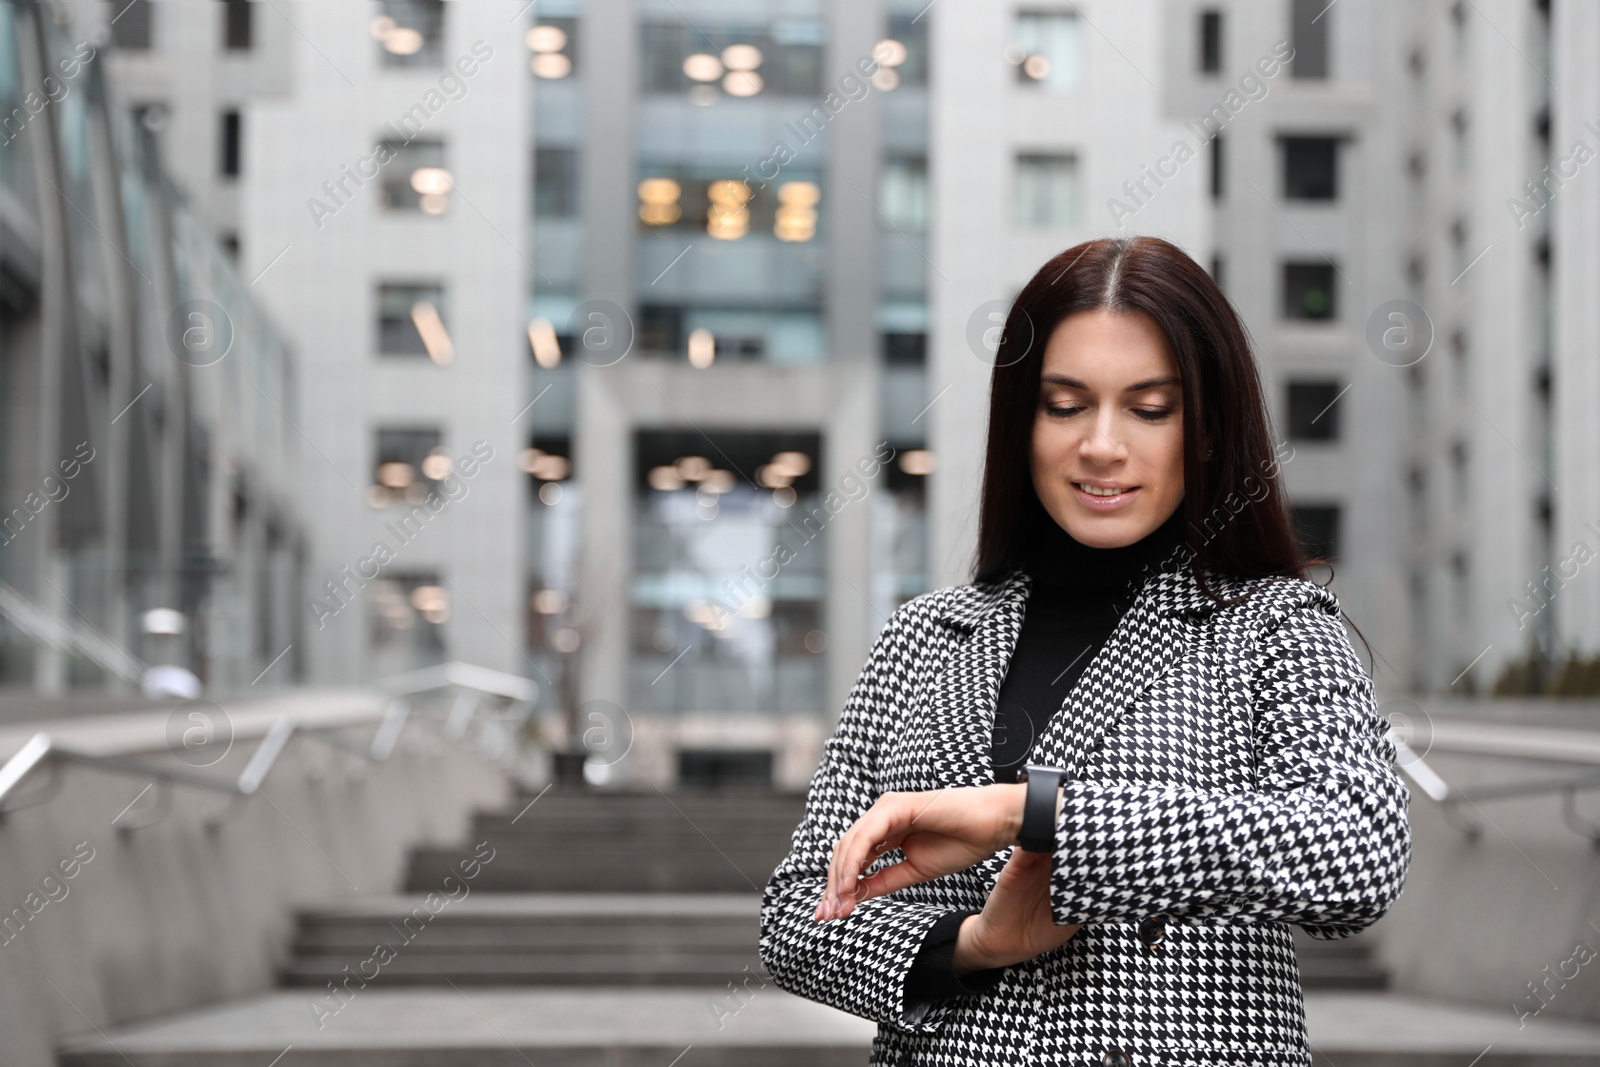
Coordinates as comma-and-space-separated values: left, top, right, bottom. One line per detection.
1012, 153, 1079, 226
1012, 11, 1081, 91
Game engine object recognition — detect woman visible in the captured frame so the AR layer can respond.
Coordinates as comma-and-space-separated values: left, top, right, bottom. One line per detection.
758, 236, 1411, 1066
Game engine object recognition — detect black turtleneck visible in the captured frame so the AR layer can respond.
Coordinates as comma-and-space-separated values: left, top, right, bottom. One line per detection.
901, 504, 1188, 1012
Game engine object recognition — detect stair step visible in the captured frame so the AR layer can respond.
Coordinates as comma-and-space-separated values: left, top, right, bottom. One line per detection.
404, 855, 782, 893
58, 988, 875, 1067
58, 991, 1600, 1066
280, 957, 768, 986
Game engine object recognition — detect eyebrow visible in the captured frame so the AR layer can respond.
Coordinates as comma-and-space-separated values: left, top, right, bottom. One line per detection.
1040, 374, 1182, 392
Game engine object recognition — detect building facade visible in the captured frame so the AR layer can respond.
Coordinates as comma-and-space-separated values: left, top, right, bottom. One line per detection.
0, 0, 306, 693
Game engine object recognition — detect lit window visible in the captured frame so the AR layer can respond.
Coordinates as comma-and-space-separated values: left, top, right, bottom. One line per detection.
377, 281, 452, 362
707, 179, 752, 239
1007, 11, 1082, 91
372, 0, 444, 67
774, 180, 819, 241
638, 22, 823, 97
370, 427, 447, 507
527, 17, 578, 78
378, 139, 449, 214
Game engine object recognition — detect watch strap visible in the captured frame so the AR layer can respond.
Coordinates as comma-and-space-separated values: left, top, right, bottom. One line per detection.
1017, 764, 1065, 852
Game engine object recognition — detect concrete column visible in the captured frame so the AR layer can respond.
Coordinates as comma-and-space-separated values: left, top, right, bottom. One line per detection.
1551, 0, 1600, 656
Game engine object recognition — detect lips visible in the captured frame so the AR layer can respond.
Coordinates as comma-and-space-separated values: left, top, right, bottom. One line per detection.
1072, 482, 1140, 510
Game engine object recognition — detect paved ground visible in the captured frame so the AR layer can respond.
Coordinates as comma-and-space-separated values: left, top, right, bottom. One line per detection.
58, 990, 1600, 1059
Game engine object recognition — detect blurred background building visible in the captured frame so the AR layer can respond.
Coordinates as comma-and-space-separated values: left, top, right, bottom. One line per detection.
4, 0, 1596, 759
0, 0, 305, 696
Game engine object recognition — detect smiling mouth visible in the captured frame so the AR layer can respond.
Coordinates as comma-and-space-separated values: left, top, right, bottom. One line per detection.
1074, 483, 1138, 498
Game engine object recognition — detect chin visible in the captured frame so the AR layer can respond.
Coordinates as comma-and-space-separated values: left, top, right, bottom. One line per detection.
1053, 504, 1155, 549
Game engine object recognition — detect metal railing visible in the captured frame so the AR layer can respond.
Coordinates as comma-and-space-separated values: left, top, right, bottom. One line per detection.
1392, 735, 1600, 844
0, 661, 537, 831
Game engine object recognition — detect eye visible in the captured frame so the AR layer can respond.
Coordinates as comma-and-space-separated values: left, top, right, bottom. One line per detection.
1045, 405, 1082, 418
1134, 408, 1175, 421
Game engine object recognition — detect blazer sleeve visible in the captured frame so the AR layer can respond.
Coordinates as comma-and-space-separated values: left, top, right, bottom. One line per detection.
758, 602, 984, 1035
1044, 585, 1412, 937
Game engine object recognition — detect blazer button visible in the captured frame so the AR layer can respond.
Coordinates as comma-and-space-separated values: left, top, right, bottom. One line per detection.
1101, 1049, 1133, 1067
1136, 913, 1167, 952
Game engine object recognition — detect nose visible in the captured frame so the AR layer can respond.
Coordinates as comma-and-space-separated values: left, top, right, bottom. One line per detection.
1079, 408, 1127, 466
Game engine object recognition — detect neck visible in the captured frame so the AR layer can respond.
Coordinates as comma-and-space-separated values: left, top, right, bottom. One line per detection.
1021, 505, 1186, 592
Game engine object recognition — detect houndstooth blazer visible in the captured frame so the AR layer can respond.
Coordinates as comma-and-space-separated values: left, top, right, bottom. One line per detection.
758, 542, 1411, 1066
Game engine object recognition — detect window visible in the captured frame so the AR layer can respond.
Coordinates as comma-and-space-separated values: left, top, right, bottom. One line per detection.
635, 168, 822, 242
883, 14, 929, 88
220, 110, 241, 177
638, 21, 823, 97
371, 427, 449, 505
1286, 380, 1342, 441
369, 571, 448, 675
1198, 10, 1223, 74
1282, 136, 1338, 199
1450, 438, 1468, 506
1010, 11, 1082, 91
1210, 133, 1224, 200
1013, 153, 1079, 227
222, 0, 253, 50
112, 0, 153, 49
528, 18, 578, 79
1281, 262, 1336, 320
879, 156, 928, 231
1292, 504, 1341, 561
377, 282, 452, 362
630, 429, 828, 712
378, 139, 449, 214
374, 0, 445, 67
1289, 0, 1329, 79
535, 147, 580, 218
883, 332, 926, 364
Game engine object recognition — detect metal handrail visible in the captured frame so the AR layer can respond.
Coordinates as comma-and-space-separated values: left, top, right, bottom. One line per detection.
1392, 736, 1600, 843
0, 661, 538, 829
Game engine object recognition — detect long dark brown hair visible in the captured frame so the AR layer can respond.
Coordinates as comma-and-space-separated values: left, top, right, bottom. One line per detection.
972, 236, 1332, 615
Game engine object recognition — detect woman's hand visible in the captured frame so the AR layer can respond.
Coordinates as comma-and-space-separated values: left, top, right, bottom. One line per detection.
814, 783, 1026, 921
953, 847, 1081, 973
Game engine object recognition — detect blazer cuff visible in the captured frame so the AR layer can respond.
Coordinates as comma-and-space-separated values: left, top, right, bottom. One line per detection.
901, 909, 1008, 1017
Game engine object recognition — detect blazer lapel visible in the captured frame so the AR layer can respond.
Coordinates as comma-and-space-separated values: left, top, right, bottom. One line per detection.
928, 541, 1215, 786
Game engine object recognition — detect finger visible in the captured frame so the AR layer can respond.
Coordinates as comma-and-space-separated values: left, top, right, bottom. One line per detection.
827, 802, 886, 913
847, 858, 926, 910
832, 802, 899, 907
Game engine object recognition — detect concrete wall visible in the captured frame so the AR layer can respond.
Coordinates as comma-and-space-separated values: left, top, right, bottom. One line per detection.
1375, 699, 1600, 1029
0, 703, 510, 1067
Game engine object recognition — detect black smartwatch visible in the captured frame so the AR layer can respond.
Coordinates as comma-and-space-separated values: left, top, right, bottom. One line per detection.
1016, 764, 1066, 853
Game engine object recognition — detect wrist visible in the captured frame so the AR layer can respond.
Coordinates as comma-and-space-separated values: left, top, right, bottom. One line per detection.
952, 914, 1003, 975
1002, 782, 1026, 847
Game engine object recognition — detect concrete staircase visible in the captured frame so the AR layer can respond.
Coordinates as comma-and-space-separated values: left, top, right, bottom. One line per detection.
57, 784, 1600, 1065
402, 788, 803, 893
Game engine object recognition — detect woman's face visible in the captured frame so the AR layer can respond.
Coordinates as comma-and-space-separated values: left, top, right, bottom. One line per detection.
1030, 308, 1186, 549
